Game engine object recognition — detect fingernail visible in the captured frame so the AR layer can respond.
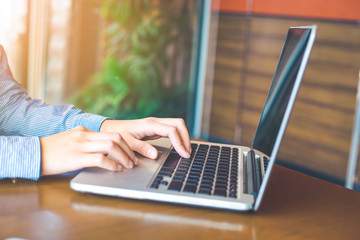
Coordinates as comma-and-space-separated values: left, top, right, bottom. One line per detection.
134, 157, 139, 165
184, 151, 190, 159
117, 165, 122, 171
128, 161, 134, 168
147, 148, 157, 159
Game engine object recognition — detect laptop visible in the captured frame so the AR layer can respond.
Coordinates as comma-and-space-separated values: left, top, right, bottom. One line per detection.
71, 25, 317, 211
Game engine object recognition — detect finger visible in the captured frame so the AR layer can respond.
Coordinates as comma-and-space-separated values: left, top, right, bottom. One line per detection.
82, 153, 123, 172
81, 140, 135, 168
124, 134, 158, 159
84, 132, 138, 165
146, 121, 190, 158
154, 118, 191, 153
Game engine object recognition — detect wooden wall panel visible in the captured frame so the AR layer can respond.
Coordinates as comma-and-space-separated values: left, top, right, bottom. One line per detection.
205, 13, 360, 183
205, 15, 247, 142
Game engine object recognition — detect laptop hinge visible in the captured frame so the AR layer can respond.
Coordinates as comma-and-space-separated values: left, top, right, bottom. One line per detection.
244, 149, 262, 197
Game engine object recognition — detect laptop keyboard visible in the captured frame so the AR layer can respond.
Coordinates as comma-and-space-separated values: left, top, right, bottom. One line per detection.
150, 143, 239, 198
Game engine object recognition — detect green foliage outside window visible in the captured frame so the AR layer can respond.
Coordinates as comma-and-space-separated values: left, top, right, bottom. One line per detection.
73, 0, 196, 120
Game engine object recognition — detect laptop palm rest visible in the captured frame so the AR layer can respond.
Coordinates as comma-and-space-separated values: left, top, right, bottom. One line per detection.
71, 141, 171, 192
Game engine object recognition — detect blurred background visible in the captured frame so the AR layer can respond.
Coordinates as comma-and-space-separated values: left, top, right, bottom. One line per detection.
0, 0, 359, 189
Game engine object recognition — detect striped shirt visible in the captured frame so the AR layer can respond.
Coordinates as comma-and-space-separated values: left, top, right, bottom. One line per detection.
0, 45, 107, 180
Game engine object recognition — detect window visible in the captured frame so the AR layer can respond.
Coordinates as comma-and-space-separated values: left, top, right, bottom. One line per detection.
0, 0, 203, 135
0, 0, 28, 86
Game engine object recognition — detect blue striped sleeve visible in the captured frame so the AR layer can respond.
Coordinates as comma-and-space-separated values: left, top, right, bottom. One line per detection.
0, 45, 109, 180
0, 136, 41, 180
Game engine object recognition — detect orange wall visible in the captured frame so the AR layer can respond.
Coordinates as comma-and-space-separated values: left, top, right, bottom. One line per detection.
212, 0, 360, 21
212, 0, 247, 13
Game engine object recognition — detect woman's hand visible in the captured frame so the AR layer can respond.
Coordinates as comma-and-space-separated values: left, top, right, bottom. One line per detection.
100, 117, 191, 159
40, 126, 137, 176
40, 117, 191, 176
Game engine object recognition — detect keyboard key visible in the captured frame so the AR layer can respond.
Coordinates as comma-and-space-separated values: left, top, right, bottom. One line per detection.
216, 175, 228, 180
230, 176, 237, 182
178, 164, 190, 169
196, 150, 207, 155
195, 158, 206, 163
217, 169, 229, 175
229, 192, 237, 198
215, 176, 228, 186
191, 143, 198, 148
199, 144, 209, 148
150, 183, 159, 189
168, 181, 183, 191
201, 181, 213, 187
175, 170, 186, 175
229, 187, 237, 197
203, 168, 216, 174
203, 172, 215, 177
191, 166, 203, 171
207, 156, 218, 161
198, 189, 211, 195
183, 184, 197, 193
229, 182, 237, 189
150, 175, 163, 189
160, 180, 169, 186
213, 189, 227, 197
215, 180, 227, 186
157, 170, 173, 177
163, 152, 181, 169
187, 174, 200, 180
173, 176, 185, 182
205, 163, 217, 168
199, 182, 212, 189
186, 178, 199, 185
215, 184, 227, 190
210, 145, 220, 150
230, 175, 238, 181
204, 163, 216, 167
177, 166, 188, 172
179, 161, 191, 166
188, 172, 200, 178
264, 157, 270, 171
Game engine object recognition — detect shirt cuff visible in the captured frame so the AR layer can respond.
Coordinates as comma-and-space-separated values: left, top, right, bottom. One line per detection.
72, 113, 110, 132
0, 136, 41, 180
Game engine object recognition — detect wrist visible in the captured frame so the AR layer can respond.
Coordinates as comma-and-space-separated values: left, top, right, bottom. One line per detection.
99, 119, 116, 132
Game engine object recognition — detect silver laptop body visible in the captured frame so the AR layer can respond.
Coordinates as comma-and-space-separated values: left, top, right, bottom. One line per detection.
71, 25, 317, 211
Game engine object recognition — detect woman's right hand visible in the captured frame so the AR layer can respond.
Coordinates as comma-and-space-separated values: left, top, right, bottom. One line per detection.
39, 126, 137, 176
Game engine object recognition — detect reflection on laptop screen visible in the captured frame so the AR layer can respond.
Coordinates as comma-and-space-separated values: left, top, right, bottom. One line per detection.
252, 28, 312, 156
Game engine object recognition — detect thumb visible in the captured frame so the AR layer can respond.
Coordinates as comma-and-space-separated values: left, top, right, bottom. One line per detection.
127, 137, 158, 159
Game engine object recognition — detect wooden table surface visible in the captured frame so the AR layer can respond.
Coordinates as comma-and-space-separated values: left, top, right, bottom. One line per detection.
1, 164, 359, 240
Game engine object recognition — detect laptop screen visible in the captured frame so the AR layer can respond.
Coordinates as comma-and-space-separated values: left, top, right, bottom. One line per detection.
252, 27, 312, 156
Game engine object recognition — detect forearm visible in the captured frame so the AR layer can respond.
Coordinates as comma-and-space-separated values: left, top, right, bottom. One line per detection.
0, 136, 41, 180
0, 94, 107, 137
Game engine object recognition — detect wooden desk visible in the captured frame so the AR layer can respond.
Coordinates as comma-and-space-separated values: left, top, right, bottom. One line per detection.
1, 165, 359, 240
